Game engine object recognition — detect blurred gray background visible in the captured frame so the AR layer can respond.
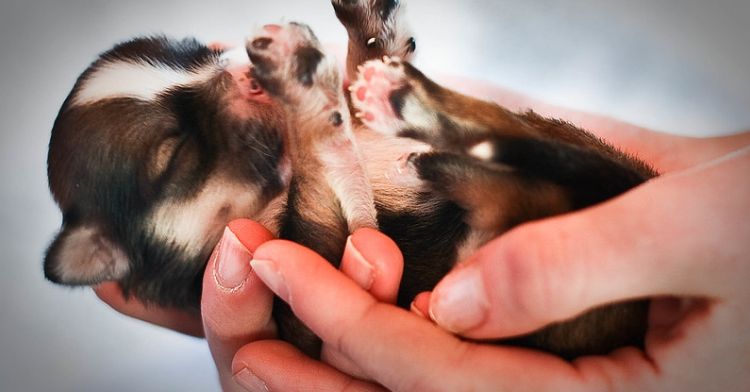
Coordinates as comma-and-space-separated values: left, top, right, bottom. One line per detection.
1, 0, 748, 390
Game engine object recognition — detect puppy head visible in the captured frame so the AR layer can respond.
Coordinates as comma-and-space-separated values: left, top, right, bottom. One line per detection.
45, 36, 288, 307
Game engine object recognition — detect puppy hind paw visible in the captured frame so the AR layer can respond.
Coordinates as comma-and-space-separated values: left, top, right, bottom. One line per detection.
332, 0, 416, 58
350, 57, 410, 134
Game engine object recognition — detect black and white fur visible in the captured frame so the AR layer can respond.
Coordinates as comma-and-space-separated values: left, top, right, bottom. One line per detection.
46, 0, 655, 359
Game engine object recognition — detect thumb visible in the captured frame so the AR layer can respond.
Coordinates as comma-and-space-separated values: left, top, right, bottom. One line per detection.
202, 219, 276, 390
427, 153, 745, 339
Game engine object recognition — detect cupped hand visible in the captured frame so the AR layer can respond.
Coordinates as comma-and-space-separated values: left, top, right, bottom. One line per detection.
241, 226, 588, 391
416, 144, 750, 391
232, 228, 405, 392
236, 144, 750, 391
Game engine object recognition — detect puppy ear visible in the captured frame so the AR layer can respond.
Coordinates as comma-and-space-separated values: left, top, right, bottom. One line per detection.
44, 224, 130, 285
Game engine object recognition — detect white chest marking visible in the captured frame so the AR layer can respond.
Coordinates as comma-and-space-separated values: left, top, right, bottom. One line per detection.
146, 178, 264, 258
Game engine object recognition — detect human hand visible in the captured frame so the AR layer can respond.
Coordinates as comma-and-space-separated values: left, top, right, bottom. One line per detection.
233, 142, 750, 391
413, 141, 750, 390
228, 227, 405, 392
237, 224, 595, 391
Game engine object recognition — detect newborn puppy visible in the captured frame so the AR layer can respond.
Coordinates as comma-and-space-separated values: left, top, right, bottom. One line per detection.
45, 0, 655, 359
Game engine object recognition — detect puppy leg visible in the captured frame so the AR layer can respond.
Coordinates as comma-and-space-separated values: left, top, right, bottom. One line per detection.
350, 57, 657, 171
246, 22, 377, 357
351, 57, 539, 149
331, 0, 416, 82
247, 22, 377, 251
403, 152, 570, 233
352, 58, 653, 205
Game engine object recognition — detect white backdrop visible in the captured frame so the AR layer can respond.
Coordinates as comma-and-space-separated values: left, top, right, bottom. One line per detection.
1, 0, 748, 390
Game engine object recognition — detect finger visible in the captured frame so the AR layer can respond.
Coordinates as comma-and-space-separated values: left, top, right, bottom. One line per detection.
94, 282, 204, 337
232, 340, 386, 392
340, 228, 404, 303
325, 229, 405, 379
202, 219, 277, 388
249, 240, 587, 391
428, 151, 750, 339
410, 291, 431, 319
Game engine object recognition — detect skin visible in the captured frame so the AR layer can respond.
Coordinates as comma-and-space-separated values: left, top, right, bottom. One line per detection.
94, 85, 750, 391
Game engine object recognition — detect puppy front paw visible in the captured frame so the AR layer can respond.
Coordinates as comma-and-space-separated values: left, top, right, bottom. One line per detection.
246, 23, 339, 104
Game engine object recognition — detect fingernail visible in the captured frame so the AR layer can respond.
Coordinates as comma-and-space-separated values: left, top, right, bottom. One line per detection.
410, 301, 426, 318
429, 265, 489, 333
341, 235, 375, 290
234, 368, 269, 392
410, 292, 431, 319
214, 227, 253, 290
250, 258, 290, 303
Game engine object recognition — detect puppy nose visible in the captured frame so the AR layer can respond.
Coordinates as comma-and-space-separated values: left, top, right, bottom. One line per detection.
263, 24, 282, 33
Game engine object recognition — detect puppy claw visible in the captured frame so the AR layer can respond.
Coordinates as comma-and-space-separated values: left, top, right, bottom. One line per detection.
385, 152, 422, 187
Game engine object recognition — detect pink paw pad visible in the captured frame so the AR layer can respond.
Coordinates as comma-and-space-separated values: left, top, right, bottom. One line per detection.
350, 57, 408, 135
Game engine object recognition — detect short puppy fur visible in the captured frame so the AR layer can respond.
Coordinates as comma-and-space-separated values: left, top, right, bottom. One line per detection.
45, 0, 656, 359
